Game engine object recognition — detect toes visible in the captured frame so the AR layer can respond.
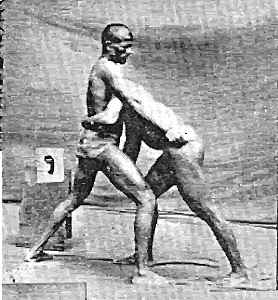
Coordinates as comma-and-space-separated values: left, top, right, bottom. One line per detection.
131, 270, 174, 286
24, 251, 53, 262
215, 273, 250, 288
113, 255, 155, 267
113, 255, 136, 265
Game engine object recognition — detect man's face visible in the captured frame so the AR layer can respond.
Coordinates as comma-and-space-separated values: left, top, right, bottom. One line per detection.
108, 41, 134, 64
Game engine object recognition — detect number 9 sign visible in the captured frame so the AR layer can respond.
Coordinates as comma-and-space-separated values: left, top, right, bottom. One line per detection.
36, 148, 64, 183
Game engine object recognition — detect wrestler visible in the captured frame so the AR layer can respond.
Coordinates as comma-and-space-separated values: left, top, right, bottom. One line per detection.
118, 107, 249, 285
90, 101, 248, 286
80, 26, 249, 285
24, 23, 184, 285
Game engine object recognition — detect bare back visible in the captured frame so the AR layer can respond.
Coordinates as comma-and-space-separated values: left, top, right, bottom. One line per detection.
123, 105, 200, 150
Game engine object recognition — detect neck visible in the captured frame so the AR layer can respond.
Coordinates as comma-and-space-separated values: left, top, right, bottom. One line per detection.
101, 51, 113, 60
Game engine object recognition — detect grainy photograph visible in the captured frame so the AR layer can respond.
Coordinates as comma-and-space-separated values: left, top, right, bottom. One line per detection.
1, 0, 278, 299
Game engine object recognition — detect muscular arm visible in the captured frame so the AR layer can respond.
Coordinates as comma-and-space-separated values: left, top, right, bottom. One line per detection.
92, 97, 123, 124
102, 61, 182, 133
83, 97, 123, 126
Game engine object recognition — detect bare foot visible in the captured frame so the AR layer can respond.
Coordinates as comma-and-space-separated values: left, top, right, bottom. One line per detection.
131, 270, 174, 286
24, 250, 53, 262
113, 254, 135, 265
113, 254, 154, 266
214, 271, 250, 288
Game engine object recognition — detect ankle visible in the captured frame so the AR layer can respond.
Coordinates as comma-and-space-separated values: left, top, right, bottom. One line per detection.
147, 255, 154, 262
137, 265, 150, 276
231, 266, 248, 278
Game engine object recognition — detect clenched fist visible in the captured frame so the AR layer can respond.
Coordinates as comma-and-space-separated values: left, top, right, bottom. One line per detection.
166, 127, 188, 145
166, 125, 196, 146
81, 117, 95, 129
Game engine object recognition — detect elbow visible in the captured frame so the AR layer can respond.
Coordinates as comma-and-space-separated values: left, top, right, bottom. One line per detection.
102, 112, 120, 124
92, 114, 118, 125
107, 114, 119, 124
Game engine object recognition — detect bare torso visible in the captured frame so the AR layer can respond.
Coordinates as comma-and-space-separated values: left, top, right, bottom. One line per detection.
86, 58, 123, 141
85, 57, 201, 152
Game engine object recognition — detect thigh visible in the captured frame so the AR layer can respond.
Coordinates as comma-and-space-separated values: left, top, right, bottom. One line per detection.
72, 158, 101, 202
168, 146, 211, 210
172, 152, 224, 223
145, 140, 205, 200
145, 151, 176, 198
99, 145, 153, 204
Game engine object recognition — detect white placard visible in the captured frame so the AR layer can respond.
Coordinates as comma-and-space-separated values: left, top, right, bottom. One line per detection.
36, 148, 64, 183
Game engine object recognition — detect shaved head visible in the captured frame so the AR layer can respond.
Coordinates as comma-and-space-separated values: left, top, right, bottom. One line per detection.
101, 23, 134, 64
102, 23, 133, 45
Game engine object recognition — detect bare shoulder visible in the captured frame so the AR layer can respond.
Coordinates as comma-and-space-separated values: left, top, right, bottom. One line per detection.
96, 58, 122, 79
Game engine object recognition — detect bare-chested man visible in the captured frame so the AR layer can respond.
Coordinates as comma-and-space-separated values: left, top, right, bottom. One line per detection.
24, 23, 182, 285
25, 23, 247, 285
80, 25, 249, 285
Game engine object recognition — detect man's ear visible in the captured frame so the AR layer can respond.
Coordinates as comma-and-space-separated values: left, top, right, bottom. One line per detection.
105, 41, 114, 52
105, 40, 112, 49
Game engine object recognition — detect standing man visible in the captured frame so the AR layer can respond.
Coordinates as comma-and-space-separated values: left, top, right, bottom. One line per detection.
79, 25, 249, 285
25, 23, 184, 285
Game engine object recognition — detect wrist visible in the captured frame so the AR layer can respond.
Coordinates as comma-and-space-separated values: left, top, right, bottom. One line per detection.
81, 117, 94, 129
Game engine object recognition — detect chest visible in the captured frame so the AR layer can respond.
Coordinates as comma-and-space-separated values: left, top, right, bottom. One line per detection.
87, 77, 113, 113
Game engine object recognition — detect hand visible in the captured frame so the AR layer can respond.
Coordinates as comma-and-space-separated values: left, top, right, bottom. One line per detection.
81, 116, 94, 129
166, 127, 188, 146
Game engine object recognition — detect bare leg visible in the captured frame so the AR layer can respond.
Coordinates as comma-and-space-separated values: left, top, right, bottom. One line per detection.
114, 142, 247, 284
145, 152, 177, 261
25, 158, 98, 261
114, 151, 176, 264
100, 145, 170, 284
169, 146, 248, 279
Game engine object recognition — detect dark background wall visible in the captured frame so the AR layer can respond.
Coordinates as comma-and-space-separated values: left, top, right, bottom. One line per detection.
3, 0, 277, 222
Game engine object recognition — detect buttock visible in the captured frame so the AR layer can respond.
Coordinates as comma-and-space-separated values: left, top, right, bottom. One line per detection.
76, 128, 118, 159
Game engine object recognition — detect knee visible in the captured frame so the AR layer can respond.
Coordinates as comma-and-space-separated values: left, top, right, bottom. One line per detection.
193, 198, 226, 227
185, 182, 208, 205
53, 197, 79, 219
136, 189, 156, 211
73, 186, 91, 202
72, 174, 93, 201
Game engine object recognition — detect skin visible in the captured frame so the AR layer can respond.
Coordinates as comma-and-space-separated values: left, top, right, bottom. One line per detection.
91, 98, 248, 283
25, 26, 177, 285
123, 107, 248, 278
25, 25, 247, 285
84, 40, 248, 283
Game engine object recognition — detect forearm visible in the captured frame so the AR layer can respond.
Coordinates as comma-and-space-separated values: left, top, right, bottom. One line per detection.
116, 80, 181, 132
82, 112, 116, 129
90, 111, 117, 125
129, 98, 180, 132
104, 61, 181, 132
84, 97, 123, 125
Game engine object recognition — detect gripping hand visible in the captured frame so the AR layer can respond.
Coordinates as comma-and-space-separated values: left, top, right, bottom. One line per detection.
81, 117, 95, 129
166, 127, 189, 146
